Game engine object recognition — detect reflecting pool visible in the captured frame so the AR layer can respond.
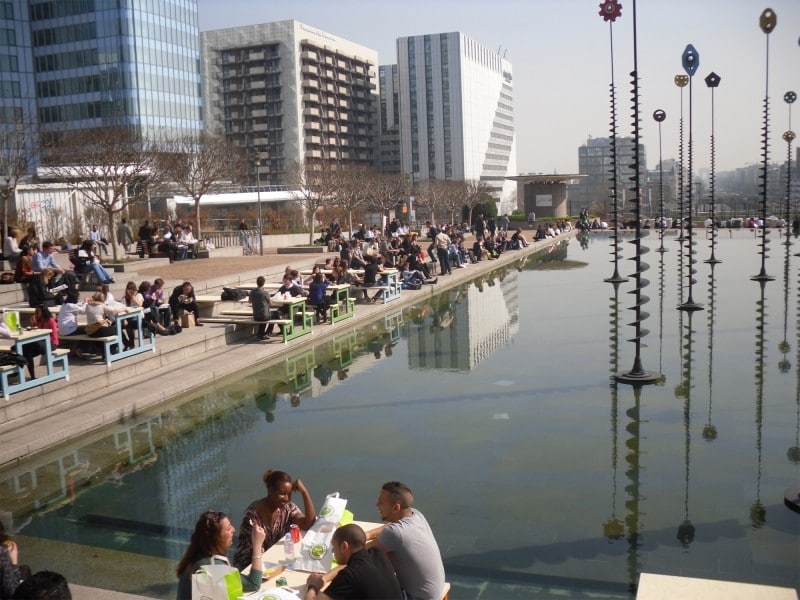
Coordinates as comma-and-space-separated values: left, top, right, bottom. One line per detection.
1, 231, 798, 598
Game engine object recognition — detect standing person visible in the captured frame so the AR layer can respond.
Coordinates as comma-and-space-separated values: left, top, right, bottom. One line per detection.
238, 219, 252, 254
499, 213, 510, 232
249, 276, 270, 341
117, 218, 134, 254
176, 511, 265, 600
434, 229, 451, 275
232, 470, 316, 570
527, 211, 536, 226
303, 524, 402, 600
367, 481, 446, 600
473, 215, 486, 241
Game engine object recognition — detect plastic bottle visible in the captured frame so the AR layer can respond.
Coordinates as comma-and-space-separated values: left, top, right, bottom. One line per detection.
284, 532, 295, 569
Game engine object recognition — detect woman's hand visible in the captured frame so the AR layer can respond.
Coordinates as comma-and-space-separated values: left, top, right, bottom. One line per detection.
293, 478, 308, 495
250, 520, 266, 549
6, 540, 18, 565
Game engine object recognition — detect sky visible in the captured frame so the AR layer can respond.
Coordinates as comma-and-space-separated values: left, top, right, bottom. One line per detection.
197, 0, 799, 176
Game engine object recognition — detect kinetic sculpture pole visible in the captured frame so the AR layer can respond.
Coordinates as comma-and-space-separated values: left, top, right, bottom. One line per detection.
599, 0, 627, 284
704, 72, 721, 265
678, 45, 703, 312
675, 75, 689, 243
752, 8, 777, 282
653, 109, 667, 253
782, 90, 796, 248
611, 0, 660, 384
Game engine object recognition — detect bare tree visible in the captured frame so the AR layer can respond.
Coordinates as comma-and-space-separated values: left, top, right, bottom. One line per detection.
464, 179, 494, 225
44, 126, 158, 261
285, 160, 338, 244
153, 132, 245, 238
0, 118, 39, 236
440, 180, 467, 226
366, 172, 409, 225
333, 164, 372, 238
416, 178, 453, 226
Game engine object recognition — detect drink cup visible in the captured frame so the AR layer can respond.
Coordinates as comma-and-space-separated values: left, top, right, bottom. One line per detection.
290, 524, 300, 543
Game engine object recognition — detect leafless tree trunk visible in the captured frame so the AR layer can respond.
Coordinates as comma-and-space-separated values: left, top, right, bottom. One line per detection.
0, 118, 39, 239
366, 172, 409, 225
464, 179, 493, 226
333, 164, 371, 238
153, 132, 245, 238
286, 161, 338, 245
43, 126, 159, 261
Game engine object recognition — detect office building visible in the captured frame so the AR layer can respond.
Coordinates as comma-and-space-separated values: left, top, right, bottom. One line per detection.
572, 136, 647, 215
396, 32, 517, 213
0, 0, 202, 145
377, 63, 401, 173
201, 20, 379, 186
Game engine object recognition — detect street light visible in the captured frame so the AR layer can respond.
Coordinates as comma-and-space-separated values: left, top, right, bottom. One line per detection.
255, 159, 263, 256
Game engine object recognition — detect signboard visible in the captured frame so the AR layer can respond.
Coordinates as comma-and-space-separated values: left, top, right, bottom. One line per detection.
535, 194, 553, 207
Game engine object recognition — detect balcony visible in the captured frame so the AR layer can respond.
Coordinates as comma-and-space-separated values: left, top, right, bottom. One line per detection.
305, 121, 321, 131
302, 64, 318, 76
338, 99, 349, 109
248, 51, 265, 61
303, 107, 320, 117
304, 79, 319, 89
249, 66, 265, 76
305, 135, 321, 145
302, 93, 320, 103
338, 86, 348, 95
301, 50, 318, 61
305, 149, 322, 159
252, 109, 266, 118
337, 73, 348, 83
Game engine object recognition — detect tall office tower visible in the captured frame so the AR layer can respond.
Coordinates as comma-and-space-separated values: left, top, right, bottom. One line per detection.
0, 0, 202, 149
573, 136, 647, 215
201, 21, 379, 186
377, 64, 400, 173
396, 32, 517, 213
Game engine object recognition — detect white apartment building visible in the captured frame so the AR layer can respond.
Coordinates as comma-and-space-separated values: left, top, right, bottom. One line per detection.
201, 21, 379, 186
396, 32, 517, 213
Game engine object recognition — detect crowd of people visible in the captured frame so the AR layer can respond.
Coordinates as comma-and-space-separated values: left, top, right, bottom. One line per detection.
175, 474, 446, 600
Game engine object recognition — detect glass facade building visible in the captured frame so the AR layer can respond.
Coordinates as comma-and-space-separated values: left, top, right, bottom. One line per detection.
0, 0, 202, 142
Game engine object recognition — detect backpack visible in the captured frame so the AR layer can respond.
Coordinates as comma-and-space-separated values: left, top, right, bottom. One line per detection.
221, 287, 247, 301
0, 272, 14, 284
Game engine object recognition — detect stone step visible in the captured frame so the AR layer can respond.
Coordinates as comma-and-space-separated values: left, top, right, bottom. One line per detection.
0, 319, 254, 427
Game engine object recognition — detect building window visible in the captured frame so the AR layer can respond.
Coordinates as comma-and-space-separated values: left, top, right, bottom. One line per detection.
0, 80, 20, 97
0, 53, 18, 72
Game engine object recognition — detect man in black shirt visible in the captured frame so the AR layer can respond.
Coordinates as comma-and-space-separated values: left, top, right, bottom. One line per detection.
304, 524, 401, 600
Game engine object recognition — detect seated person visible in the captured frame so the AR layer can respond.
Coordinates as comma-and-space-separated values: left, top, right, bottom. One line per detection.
171, 227, 189, 261
362, 256, 386, 303
3, 227, 21, 269
406, 252, 433, 280
11, 570, 71, 600
232, 470, 316, 570
249, 276, 271, 341
27, 267, 60, 308
179, 225, 200, 258
145, 278, 172, 328
265, 275, 306, 337
307, 273, 330, 322
32, 241, 67, 285
169, 281, 201, 326
510, 227, 529, 249
304, 524, 402, 600
13, 244, 35, 284
85, 291, 121, 339
73, 240, 114, 284
176, 511, 265, 600
88, 224, 108, 257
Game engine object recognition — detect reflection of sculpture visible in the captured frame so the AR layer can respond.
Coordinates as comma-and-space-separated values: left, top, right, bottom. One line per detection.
703, 263, 718, 442
751, 281, 768, 528
675, 311, 696, 547
603, 281, 624, 541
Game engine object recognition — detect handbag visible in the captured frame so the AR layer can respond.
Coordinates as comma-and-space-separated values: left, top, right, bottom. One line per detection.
191, 555, 242, 600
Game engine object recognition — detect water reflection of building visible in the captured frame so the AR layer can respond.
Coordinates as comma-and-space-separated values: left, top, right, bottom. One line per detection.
407, 270, 519, 371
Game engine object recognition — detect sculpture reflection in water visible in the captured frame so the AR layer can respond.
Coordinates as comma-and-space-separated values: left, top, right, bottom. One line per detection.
751, 281, 768, 527
703, 262, 718, 442
675, 309, 697, 547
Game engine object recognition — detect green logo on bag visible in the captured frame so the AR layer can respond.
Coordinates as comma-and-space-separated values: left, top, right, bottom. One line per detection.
309, 543, 327, 559
320, 506, 334, 517
263, 595, 280, 600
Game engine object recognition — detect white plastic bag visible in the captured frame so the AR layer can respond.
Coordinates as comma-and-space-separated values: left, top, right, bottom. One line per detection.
191, 555, 242, 600
294, 492, 347, 572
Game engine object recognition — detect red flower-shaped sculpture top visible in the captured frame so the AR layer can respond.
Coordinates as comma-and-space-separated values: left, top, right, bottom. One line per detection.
599, 0, 622, 22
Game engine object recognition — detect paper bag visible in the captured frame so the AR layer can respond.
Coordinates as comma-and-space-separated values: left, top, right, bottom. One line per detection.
249, 587, 300, 600
294, 492, 347, 573
181, 313, 196, 328
191, 555, 242, 600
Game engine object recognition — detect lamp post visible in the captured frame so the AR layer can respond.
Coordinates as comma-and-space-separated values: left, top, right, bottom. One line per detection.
255, 159, 263, 256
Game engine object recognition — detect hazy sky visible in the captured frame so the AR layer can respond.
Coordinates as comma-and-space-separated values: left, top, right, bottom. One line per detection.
197, 0, 799, 176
